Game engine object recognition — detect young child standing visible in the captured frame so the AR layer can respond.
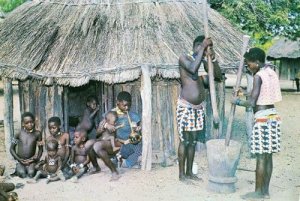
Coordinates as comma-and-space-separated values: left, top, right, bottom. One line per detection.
68, 129, 94, 182
10, 112, 43, 178
77, 95, 99, 140
27, 139, 65, 184
97, 111, 121, 152
46, 117, 70, 170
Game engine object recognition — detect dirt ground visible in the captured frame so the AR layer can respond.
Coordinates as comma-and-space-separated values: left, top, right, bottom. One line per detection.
0, 81, 299, 201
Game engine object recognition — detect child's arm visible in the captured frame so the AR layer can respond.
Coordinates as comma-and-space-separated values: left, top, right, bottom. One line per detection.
56, 156, 63, 174
96, 119, 106, 137
63, 133, 71, 168
9, 132, 23, 163
82, 155, 90, 167
35, 131, 44, 162
89, 106, 99, 119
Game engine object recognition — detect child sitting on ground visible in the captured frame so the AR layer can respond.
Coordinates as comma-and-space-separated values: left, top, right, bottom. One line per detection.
10, 112, 43, 178
46, 117, 71, 170
27, 139, 65, 184
97, 111, 122, 152
68, 129, 94, 183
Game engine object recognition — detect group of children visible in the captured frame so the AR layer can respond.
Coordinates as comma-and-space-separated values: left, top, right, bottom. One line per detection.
9, 95, 121, 184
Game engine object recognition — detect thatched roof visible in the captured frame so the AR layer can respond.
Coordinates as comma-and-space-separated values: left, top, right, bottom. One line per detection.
0, 0, 243, 86
267, 38, 300, 60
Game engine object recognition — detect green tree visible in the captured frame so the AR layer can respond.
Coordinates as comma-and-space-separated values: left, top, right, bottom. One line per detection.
0, 0, 25, 13
209, 0, 300, 48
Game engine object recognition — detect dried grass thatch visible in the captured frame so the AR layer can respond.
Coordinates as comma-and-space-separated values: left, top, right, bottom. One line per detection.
267, 38, 300, 60
0, 0, 243, 86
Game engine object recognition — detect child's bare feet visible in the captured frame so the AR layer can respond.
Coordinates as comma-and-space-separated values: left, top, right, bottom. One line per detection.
26, 179, 37, 184
70, 176, 78, 183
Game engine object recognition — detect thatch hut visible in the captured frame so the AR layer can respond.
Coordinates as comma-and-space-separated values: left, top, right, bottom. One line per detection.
0, 0, 243, 170
267, 38, 300, 80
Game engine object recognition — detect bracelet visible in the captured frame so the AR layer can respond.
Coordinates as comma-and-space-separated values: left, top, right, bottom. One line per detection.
212, 58, 217, 62
235, 98, 241, 106
70, 163, 76, 168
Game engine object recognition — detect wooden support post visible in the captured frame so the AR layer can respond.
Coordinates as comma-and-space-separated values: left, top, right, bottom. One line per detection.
141, 65, 152, 171
63, 87, 69, 132
3, 78, 14, 159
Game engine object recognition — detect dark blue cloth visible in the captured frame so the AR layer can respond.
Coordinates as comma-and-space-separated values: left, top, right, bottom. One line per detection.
116, 112, 140, 140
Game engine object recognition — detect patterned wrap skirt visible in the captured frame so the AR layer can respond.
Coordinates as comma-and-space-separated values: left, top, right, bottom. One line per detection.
251, 108, 281, 154
176, 97, 205, 142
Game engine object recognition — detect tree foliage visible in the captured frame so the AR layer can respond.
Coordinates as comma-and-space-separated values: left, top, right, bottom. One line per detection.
209, 0, 300, 48
0, 0, 25, 13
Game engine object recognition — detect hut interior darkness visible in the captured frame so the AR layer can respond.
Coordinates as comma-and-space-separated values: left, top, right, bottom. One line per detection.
0, 0, 244, 170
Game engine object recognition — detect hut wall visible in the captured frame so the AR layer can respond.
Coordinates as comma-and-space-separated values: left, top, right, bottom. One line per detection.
279, 58, 300, 80
18, 80, 64, 139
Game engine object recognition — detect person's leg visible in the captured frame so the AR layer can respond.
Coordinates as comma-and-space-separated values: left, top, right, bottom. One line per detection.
255, 154, 265, 194
88, 147, 101, 174
185, 131, 201, 180
178, 141, 186, 180
93, 141, 119, 180
241, 154, 266, 199
15, 163, 26, 178
264, 153, 273, 197
120, 143, 142, 168
295, 78, 299, 92
27, 163, 36, 178
27, 170, 46, 184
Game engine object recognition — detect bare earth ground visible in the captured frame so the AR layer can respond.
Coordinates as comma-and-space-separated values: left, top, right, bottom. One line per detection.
0, 78, 299, 201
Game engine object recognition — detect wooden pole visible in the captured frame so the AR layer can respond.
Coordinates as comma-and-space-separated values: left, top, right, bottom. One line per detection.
3, 78, 14, 159
63, 86, 69, 132
245, 74, 254, 153
225, 35, 250, 146
202, 0, 219, 126
141, 65, 152, 170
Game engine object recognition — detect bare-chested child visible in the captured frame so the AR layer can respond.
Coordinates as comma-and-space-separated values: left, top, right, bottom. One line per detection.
68, 129, 94, 182
97, 111, 121, 152
27, 139, 65, 184
10, 112, 43, 178
46, 117, 70, 170
77, 95, 99, 140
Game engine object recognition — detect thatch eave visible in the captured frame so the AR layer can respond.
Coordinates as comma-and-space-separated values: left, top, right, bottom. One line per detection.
0, 0, 243, 86
267, 38, 300, 60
